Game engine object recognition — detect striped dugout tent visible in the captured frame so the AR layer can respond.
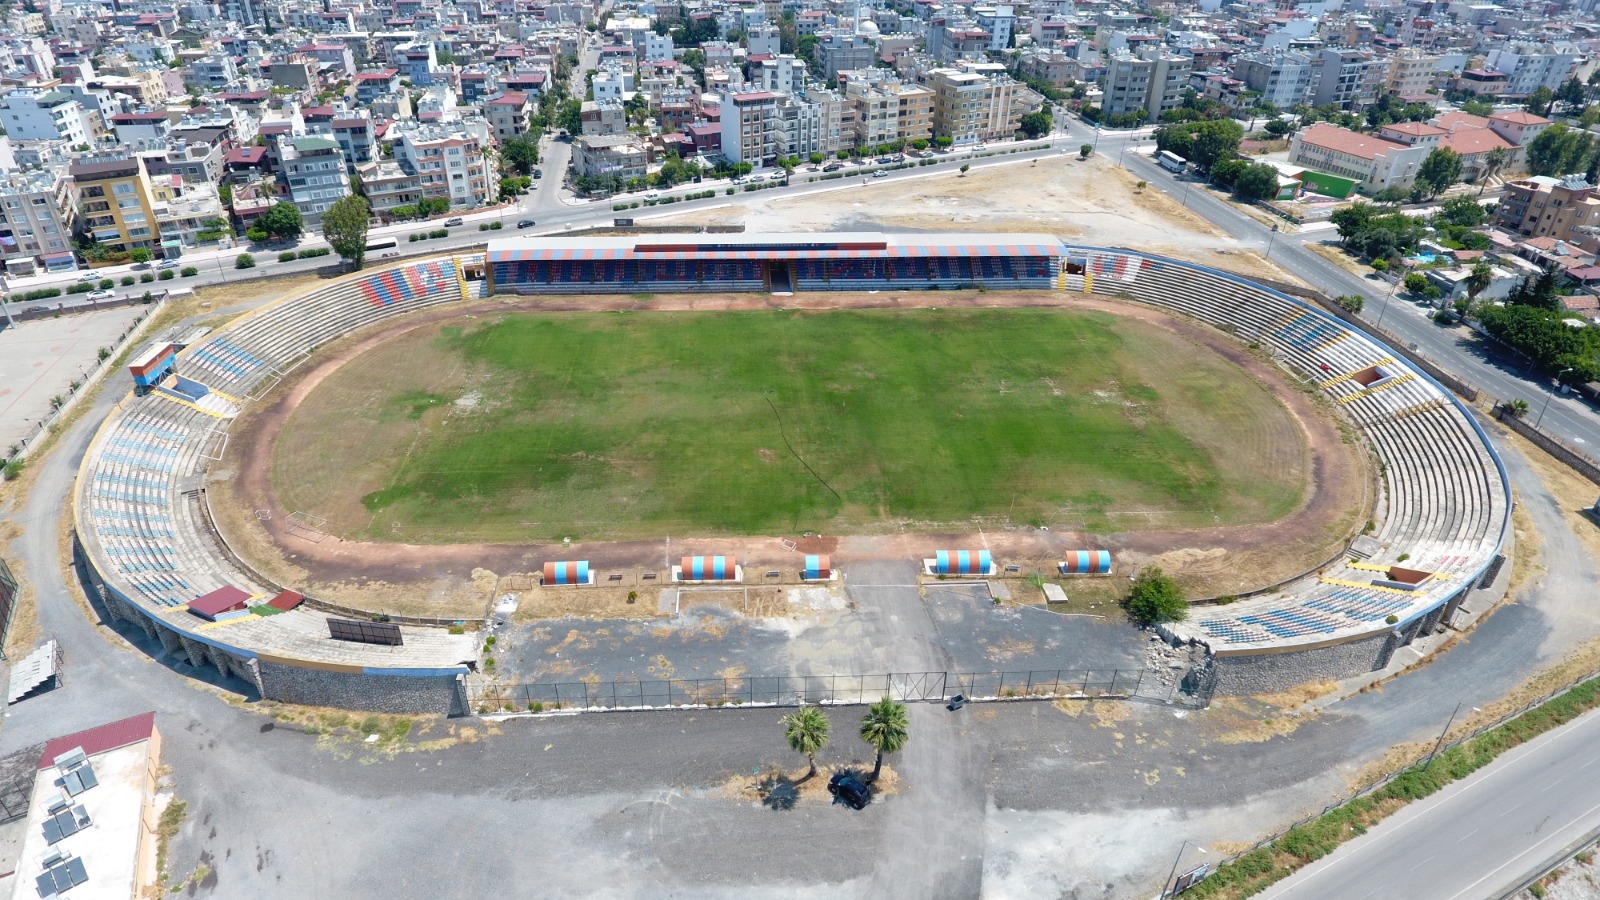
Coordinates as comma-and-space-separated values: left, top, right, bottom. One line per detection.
804, 555, 830, 580
681, 556, 736, 581
1059, 550, 1112, 576
543, 561, 590, 585
934, 550, 991, 576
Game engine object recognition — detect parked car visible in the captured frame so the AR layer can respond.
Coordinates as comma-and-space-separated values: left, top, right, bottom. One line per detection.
444, 217, 464, 226
533, 169, 543, 179
76, 271, 97, 282
516, 219, 536, 229
156, 259, 180, 270
86, 290, 114, 300
828, 772, 871, 810
823, 163, 843, 172
749, 174, 766, 182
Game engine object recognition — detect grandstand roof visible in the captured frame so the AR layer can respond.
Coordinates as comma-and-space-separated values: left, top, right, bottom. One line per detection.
486, 232, 1063, 262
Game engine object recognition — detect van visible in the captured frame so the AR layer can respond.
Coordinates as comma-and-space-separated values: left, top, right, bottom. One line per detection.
444, 216, 464, 226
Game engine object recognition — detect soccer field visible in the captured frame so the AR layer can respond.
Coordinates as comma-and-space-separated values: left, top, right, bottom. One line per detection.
271, 307, 1312, 542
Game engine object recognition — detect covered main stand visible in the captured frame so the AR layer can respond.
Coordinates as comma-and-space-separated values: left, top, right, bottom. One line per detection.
543, 560, 594, 586
1058, 550, 1113, 576
675, 556, 740, 583
127, 342, 176, 396
926, 550, 993, 576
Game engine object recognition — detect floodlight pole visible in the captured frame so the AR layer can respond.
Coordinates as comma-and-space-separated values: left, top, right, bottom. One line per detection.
1426, 702, 1478, 768
1163, 840, 1205, 898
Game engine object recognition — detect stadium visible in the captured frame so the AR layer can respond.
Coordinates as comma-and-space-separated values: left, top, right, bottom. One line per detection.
69, 232, 1512, 715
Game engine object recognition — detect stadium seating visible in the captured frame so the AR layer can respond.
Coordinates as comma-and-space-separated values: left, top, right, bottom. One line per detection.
1060, 247, 1509, 652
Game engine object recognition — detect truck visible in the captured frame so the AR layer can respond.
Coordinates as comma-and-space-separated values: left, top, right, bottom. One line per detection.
1158, 150, 1188, 173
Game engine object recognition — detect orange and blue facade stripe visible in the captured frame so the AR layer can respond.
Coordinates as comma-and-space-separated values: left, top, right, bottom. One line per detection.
1059, 550, 1112, 575
935, 550, 991, 575
543, 560, 589, 585
682, 556, 734, 581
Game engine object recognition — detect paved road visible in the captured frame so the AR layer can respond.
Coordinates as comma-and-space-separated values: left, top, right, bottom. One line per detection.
1260, 704, 1600, 900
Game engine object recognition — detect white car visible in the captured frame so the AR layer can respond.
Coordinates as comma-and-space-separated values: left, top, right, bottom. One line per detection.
156, 259, 180, 270
76, 271, 97, 282
873, 170, 890, 178
87, 290, 114, 300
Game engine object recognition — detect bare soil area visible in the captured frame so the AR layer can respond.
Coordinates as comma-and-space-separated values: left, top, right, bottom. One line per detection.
206, 290, 1370, 619
655, 155, 1298, 284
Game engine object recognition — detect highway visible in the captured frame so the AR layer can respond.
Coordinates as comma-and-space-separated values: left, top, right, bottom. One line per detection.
1258, 705, 1600, 900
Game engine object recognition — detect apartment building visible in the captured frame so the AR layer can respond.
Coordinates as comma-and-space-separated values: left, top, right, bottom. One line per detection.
485, 91, 535, 139
1484, 45, 1582, 99
1311, 48, 1385, 109
580, 99, 627, 136
278, 136, 350, 226
390, 123, 493, 207
925, 68, 1034, 144
1496, 175, 1600, 250
354, 68, 402, 105
759, 55, 808, 96
0, 168, 75, 275
573, 134, 648, 180
1385, 49, 1444, 97
819, 33, 876, 80
0, 90, 90, 145
183, 53, 239, 90
150, 176, 224, 252
70, 154, 160, 253
719, 90, 781, 164
1102, 48, 1191, 121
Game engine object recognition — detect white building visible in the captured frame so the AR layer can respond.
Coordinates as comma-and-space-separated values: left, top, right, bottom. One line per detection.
0, 90, 90, 145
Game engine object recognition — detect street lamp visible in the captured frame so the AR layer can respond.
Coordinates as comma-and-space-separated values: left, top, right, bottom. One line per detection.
1264, 223, 1279, 259
1425, 702, 1480, 769
1375, 273, 1401, 331
1536, 366, 1577, 429
1163, 840, 1207, 897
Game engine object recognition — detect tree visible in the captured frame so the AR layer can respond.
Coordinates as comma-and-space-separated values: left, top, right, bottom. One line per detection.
1232, 162, 1282, 201
1155, 118, 1243, 171
959, 164, 970, 176
128, 248, 151, 264
858, 697, 909, 783
783, 707, 830, 780
1404, 272, 1431, 295
1416, 147, 1463, 199
1478, 146, 1510, 196
245, 226, 269, 243
1122, 566, 1187, 625
500, 136, 539, 175
259, 201, 304, 240
1526, 85, 1555, 117
235, 253, 255, 269
1338, 294, 1365, 313
809, 152, 824, 165
1331, 202, 1377, 246
1460, 98, 1495, 118
1435, 194, 1486, 228
1506, 398, 1530, 418
1079, 143, 1092, 159
1556, 75, 1588, 113
322, 195, 371, 271
1263, 117, 1295, 137
1524, 124, 1594, 177
1464, 260, 1494, 301
1019, 110, 1052, 139
933, 135, 954, 149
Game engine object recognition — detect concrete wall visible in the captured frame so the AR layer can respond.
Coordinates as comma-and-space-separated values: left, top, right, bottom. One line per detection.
1212, 630, 1393, 695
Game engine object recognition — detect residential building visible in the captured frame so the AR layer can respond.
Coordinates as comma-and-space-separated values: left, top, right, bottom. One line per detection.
819, 34, 876, 80
1018, 49, 1074, 90
331, 115, 377, 168
1103, 48, 1191, 122
0, 90, 90, 145
1385, 49, 1444, 97
72, 154, 160, 253
926, 68, 1035, 144
0, 167, 75, 275
776, 97, 823, 159
759, 56, 808, 96
1287, 123, 1429, 194
1484, 45, 1582, 100
109, 110, 169, 146
278, 136, 349, 226
719, 90, 781, 164
580, 99, 627, 136
354, 68, 402, 105
151, 175, 224, 252
1497, 175, 1600, 252
184, 53, 238, 90
390, 123, 493, 208
1311, 48, 1385, 110
573, 134, 648, 181
973, 6, 1015, 51
485, 91, 534, 138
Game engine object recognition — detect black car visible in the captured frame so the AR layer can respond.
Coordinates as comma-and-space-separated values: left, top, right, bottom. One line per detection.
516, 219, 536, 229
533, 169, 543, 178
828, 772, 871, 810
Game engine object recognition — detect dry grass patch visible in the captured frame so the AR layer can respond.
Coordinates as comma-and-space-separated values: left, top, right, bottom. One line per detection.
512, 584, 669, 620
1200, 696, 1321, 745
1305, 242, 1375, 278
723, 763, 901, 806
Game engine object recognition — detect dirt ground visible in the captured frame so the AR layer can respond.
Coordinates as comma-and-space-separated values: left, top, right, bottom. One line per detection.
205, 290, 1371, 619
653, 154, 1299, 284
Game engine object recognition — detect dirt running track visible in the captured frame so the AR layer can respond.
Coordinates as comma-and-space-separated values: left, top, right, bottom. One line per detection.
207, 289, 1371, 618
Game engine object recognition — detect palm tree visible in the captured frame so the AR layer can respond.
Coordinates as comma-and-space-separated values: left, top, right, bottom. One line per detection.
1465, 260, 1494, 301
1479, 147, 1510, 197
859, 697, 910, 783
783, 707, 830, 780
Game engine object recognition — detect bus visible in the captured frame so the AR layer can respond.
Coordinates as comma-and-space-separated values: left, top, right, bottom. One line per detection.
1158, 151, 1188, 173
365, 236, 399, 252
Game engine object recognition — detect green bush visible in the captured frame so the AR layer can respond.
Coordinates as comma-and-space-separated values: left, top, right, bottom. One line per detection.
479, 223, 491, 231
17, 287, 61, 301
409, 234, 421, 242
1121, 566, 1188, 625
180, 267, 198, 277
140, 272, 155, 283
235, 253, 256, 269
120, 275, 136, 286
158, 269, 174, 280
726, 187, 735, 195
98, 278, 114, 290
279, 251, 297, 262
429, 228, 448, 239
67, 282, 92, 294
489, 220, 502, 230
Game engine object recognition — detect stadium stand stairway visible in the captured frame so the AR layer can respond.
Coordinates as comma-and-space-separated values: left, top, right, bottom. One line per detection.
1059, 248, 1510, 663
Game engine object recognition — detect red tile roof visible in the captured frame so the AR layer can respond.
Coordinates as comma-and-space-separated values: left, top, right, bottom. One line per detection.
1441, 127, 1513, 156
1489, 110, 1551, 126
189, 585, 249, 617
1296, 123, 1408, 161
39, 712, 157, 769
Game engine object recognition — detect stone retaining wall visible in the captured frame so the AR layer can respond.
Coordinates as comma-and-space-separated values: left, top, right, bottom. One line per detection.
1211, 630, 1394, 695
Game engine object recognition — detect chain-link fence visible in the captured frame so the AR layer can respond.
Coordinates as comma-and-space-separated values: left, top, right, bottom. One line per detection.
467, 667, 1212, 713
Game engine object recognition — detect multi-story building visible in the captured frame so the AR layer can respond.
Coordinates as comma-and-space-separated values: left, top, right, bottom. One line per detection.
331, 114, 377, 168
1385, 49, 1444, 97
1484, 45, 1583, 100
390, 123, 493, 208
278, 136, 350, 226
973, 5, 1015, 52
1311, 48, 1385, 110
1228, 50, 1318, 108
719, 89, 781, 164
1018, 49, 1074, 89
0, 90, 90, 145
573, 134, 648, 181
759, 56, 808, 96
70, 154, 160, 253
1497, 175, 1600, 252
184, 53, 239, 90
151, 176, 224, 252
354, 68, 402, 105
1102, 48, 1190, 122
819, 34, 876, 80
355, 159, 428, 216
845, 77, 904, 149
776, 97, 823, 159
1288, 123, 1429, 194
0, 167, 75, 275
580, 100, 627, 136
485, 91, 534, 139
